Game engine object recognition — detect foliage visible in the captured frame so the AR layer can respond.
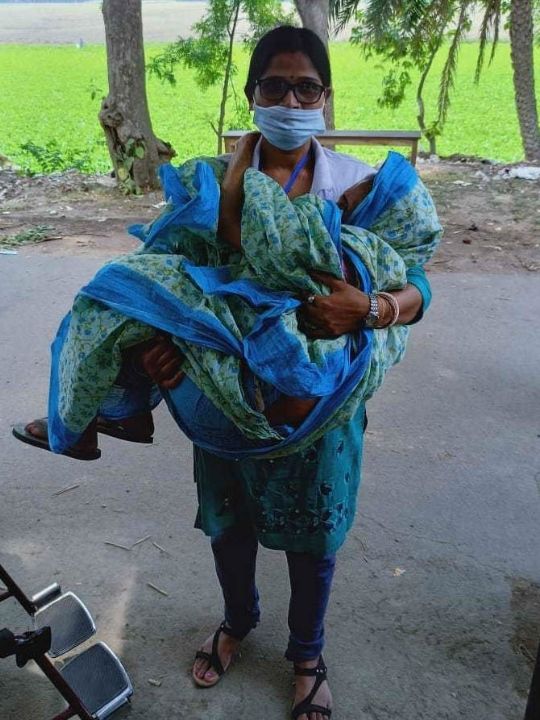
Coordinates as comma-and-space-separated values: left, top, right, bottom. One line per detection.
0, 42, 538, 170
334, 0, 479, 154
147, 0, 293, 153
0, 225, 56, 248
18, 139, 99, 174
115, 137, 146, 195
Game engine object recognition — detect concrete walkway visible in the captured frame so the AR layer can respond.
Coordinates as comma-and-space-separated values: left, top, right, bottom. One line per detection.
0, 256, 538, 719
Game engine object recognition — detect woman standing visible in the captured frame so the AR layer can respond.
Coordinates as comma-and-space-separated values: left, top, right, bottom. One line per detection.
191, 26, 433, 720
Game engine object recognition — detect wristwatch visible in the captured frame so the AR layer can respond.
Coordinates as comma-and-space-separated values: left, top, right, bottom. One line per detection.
363, 293, 379, 328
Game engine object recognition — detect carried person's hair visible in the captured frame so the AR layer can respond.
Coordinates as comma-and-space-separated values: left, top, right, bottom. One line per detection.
244, 25, 331, 101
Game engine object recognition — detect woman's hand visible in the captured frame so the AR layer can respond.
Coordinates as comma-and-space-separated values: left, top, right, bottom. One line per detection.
138, 335, 185, 389
299, 271, 370, 339
219, 132, 261, 251
225, 131, 261, 176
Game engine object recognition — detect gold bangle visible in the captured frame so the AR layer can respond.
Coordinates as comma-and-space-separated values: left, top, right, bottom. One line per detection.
376, 292, 400, 327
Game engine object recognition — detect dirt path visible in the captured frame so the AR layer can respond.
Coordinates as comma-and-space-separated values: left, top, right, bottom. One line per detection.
0, 159, 538, 273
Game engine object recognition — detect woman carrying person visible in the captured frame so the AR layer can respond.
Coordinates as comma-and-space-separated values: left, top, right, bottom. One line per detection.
186, 26, 435, 720
14, 25, 439, 720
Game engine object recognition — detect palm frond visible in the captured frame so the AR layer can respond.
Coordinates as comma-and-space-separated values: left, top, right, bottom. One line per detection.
489, 2, 501, 64
437, 0, 470, 126
474, 0, 502, 83
330, 0, 428, 35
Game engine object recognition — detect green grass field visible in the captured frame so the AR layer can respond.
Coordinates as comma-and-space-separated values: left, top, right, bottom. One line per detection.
1, 41, 538, 173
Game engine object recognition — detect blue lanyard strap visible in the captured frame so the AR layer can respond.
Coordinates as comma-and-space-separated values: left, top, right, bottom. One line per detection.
259, 145, 312, 195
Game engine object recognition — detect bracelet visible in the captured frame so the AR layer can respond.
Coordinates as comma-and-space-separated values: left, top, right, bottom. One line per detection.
376, 292, 400, 328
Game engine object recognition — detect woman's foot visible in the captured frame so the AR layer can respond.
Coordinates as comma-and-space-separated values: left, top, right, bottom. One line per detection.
192, 624, 242, 687
292, 657, 333, 720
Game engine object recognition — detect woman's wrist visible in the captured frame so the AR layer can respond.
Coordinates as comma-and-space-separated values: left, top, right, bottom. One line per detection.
360, 292, 400, 329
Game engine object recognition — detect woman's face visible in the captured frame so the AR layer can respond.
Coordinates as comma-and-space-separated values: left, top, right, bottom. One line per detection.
252, 51, 330, 110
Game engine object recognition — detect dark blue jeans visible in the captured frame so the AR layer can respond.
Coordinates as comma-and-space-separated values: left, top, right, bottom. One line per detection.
210, 524, 336, 661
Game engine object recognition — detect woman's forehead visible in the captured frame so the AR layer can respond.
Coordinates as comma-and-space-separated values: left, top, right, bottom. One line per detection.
261, 51, 321, 82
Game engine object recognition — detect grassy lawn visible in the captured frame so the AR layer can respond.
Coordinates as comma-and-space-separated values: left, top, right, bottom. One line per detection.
1, 41, 537, 173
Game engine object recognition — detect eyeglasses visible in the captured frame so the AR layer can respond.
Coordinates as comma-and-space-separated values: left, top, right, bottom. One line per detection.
256, 77, 326, 105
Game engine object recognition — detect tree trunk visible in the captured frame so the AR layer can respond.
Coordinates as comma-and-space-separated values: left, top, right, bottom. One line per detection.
509, 0, 540, 162
99, 0, 175, 193
294, 0, 335, 130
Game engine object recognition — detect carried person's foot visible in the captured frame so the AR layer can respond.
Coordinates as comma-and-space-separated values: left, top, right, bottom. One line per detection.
12, 417, 100, 461
192, 622, 242, 688
96, 411, 154, 444
12, 411, 155, 460
292, 655, 333, 720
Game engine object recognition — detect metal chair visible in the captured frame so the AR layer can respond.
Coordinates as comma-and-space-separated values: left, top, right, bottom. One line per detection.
0, 563, 132, 720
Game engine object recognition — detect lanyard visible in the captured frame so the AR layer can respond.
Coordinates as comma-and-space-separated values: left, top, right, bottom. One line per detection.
259, 146, 311, 195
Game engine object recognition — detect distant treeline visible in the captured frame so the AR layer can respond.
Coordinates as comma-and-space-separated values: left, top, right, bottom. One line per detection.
0, 1, 95, 3
0, 1, 191, 3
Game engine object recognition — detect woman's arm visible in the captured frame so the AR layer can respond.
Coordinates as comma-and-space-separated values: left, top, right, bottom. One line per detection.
218, 132, 260, 251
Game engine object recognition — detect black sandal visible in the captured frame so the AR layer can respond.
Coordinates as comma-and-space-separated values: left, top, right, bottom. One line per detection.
292, 655, 332, 719
12, 418, 101, 461
192, 622, 241, 688
96, 413, 154, 444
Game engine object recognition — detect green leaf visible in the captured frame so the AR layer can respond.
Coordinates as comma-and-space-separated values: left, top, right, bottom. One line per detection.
134, 146, 145, 159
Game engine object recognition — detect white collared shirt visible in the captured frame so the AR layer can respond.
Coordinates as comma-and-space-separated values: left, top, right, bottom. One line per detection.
250, 137, 375, 202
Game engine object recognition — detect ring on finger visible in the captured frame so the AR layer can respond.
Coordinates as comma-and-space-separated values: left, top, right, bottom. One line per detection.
306, 294, 316, 305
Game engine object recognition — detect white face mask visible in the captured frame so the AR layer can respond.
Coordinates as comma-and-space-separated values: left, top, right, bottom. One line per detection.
253, 104, 326, 150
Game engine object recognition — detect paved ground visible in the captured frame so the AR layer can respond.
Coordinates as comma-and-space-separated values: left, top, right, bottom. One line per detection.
0, 255, 539, 719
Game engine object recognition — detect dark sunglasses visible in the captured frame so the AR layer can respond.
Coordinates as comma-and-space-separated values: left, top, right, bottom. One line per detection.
256, 77, 326, 105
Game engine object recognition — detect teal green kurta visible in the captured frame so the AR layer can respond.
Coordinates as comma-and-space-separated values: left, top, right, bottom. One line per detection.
194, 264, 432, 556
194, 406, 366, 556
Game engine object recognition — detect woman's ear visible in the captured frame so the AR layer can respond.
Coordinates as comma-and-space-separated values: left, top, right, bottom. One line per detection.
324, 87, 333, 102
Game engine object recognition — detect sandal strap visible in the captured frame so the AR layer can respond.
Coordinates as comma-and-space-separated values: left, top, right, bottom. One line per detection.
209, 625, 226, 676
194, 650, 212, 663
292, 702, 331, 719
293, 655, 327, 678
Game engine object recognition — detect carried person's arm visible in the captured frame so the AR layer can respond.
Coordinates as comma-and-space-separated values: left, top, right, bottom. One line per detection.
299, 178, 430, 337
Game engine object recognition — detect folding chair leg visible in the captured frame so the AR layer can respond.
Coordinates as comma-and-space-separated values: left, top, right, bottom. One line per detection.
34, 655, 93, 720
524, 642, 540, 720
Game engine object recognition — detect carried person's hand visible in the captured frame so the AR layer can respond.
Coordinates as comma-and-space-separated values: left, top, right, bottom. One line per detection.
138, 335, 185, 389
299, 271, 370, 339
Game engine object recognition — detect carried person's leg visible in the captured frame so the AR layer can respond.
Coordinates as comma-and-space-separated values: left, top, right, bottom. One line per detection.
286, 551, 336, 719
192, 523, 260, 687
12, 335, 182, 460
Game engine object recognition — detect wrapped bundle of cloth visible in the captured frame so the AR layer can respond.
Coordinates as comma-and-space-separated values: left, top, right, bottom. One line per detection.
47, 151, 441, 459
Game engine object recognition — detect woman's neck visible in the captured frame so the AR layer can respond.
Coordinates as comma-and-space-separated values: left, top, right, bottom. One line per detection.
259, 137, 312, 172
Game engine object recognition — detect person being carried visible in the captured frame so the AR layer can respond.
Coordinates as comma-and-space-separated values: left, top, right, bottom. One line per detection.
13, 142, 396, 460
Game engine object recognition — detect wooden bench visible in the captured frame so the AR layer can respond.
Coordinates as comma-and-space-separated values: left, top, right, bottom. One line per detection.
222, 129, 421, 165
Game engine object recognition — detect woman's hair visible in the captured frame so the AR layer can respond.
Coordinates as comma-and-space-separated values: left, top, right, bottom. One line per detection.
244, 25, 331, 100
